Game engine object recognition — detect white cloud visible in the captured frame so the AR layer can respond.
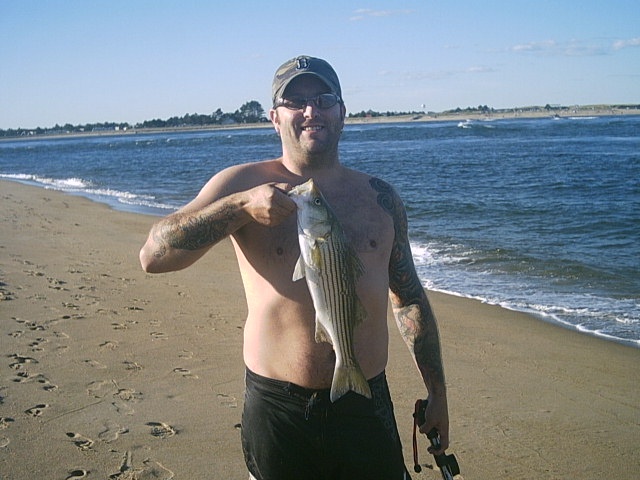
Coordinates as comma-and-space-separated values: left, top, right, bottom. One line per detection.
511, 37, 640, 57
612, 37, 640, 50
511, 40, 557, 53
511, 39, 609, 57
381, 65, 495, 82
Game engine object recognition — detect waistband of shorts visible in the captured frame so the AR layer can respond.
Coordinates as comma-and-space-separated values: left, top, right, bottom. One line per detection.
245, 367, 386, 401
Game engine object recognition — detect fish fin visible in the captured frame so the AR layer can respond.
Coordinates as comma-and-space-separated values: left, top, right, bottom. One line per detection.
309, 241, 324, 272
330, 365, 372, 402
345, 243, 365, 279
292, 255, 305, 281
314, 318, 332, 345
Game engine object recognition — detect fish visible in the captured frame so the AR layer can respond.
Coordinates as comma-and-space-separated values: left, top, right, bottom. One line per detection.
288, 178, 372, 402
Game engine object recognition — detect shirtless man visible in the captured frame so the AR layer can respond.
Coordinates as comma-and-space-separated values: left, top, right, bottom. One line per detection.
139, 56, 449, 480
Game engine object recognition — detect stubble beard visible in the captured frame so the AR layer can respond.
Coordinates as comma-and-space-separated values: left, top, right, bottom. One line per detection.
296, 120, 343, 162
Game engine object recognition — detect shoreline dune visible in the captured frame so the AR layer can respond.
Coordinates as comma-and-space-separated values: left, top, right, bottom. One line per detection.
1, 180, 638, 479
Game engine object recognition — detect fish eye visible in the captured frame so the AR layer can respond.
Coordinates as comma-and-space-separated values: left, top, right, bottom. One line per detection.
313, 197, 322, 206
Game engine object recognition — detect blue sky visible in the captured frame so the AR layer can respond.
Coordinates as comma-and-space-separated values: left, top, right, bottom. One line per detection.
1, 0, 638, 129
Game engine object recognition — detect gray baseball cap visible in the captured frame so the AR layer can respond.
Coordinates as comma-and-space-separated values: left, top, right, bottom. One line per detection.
272, 56, 342, 106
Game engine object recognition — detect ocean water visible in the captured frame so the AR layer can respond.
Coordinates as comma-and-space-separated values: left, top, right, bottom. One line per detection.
1, 116, 639, 347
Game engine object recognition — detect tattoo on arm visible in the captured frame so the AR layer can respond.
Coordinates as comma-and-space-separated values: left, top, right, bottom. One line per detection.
370, 177, 446, 390
152, 201, 237, 257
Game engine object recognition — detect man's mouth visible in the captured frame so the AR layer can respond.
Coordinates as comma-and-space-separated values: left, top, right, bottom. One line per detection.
302, 125, 323, 132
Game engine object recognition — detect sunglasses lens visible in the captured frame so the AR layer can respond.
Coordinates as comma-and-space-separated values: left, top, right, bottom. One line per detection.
277, 94, 340, 110
316, 94, 338, 108
288, 97, 307, 109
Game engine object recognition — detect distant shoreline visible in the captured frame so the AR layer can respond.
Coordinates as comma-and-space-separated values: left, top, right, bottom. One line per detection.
3, 104, 639, 142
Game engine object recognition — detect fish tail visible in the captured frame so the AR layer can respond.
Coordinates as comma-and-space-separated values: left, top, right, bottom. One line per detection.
330, 365, 372, 402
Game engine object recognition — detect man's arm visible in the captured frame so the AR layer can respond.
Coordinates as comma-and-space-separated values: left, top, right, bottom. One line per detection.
140, 172, 296, 273
140, 193, 250, 273
371, 178, 450, 452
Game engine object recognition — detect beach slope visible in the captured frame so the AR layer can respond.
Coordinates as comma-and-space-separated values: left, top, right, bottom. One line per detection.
1, 180, 638, 479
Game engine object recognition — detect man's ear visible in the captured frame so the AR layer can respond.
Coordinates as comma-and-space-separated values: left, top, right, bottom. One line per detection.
269, 108, 280, 135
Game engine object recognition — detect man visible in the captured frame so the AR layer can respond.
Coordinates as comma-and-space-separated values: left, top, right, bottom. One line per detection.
140, 55, 449, 480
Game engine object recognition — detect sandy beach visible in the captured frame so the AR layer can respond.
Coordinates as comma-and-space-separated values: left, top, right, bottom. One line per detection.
1, 179, 638, 479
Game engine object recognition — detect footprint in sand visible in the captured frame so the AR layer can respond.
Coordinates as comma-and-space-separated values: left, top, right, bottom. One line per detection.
15, 319, 46, 331
172, 367, 198, 379
8, 353, 38, 369
0, 282, 14, 301
12, 371, 31, 383
0, 436, 9, 448
112, 401, 135, 416
87, 380, 116, 398
98, 421, 129, 443
58, 313, 85, 322
47, 277, 68, 291
138, 459, 175, 479
146, 422, 177, 439
0, 417, 15, 430
66, 470, 88, 479
28, 337, 48, 351
111, 320, 138, 330
17, 371, 58, 391
110, 451, 175, 480
25, 403, 49, 417
38, 375, 58, 392
99, 340, 119, 350
217, 393, 238, 408
123, 360, 142, 372
84, 359, 107, 369
66, 432, 95, 451
24, 269, 45, 277
114, 387, 142, 402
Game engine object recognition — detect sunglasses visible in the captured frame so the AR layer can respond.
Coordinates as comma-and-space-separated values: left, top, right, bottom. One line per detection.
274, 93, 341, 110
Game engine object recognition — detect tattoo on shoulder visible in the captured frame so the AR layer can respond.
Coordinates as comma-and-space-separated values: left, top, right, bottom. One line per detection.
370, 177, 396, 213
370, 177, 421, 300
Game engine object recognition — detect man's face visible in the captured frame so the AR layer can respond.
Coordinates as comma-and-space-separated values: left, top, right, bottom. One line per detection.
270, 75, 345, 158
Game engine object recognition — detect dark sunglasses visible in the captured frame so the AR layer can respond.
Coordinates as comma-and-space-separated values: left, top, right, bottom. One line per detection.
274, 93, 341, 110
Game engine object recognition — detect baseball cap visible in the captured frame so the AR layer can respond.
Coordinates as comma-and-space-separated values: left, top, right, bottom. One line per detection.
272, 56, 342, 106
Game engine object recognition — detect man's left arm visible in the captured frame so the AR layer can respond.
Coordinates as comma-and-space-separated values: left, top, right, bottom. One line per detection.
371, 178, 450, 452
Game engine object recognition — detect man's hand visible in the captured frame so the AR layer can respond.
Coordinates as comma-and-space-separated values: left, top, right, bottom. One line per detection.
419, 393, 449, 454
243, 182, 296, 227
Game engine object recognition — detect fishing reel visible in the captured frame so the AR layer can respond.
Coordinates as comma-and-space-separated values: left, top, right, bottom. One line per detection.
412, 399, 460, 479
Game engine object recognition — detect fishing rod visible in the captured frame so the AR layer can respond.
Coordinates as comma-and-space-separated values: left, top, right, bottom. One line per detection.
412, 399, 460, 479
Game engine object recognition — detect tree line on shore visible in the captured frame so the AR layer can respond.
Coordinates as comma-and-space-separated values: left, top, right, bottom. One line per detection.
1, 98, 431, 139
1, 101, 267, 138
2, 102, 638, 139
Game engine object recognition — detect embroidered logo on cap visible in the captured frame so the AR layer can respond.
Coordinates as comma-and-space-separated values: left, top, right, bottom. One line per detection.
296, 57, 310, 70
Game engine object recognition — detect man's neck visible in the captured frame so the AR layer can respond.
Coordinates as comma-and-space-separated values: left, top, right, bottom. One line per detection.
280, 149, 342, 179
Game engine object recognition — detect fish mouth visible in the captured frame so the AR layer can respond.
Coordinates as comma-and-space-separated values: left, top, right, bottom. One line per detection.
288, 178, 316, 197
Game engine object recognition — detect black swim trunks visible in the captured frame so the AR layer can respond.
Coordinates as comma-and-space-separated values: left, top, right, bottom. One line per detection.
241, 368, 411, 480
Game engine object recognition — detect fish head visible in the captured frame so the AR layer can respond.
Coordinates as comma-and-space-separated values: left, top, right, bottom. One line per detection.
288, 179, 334, 238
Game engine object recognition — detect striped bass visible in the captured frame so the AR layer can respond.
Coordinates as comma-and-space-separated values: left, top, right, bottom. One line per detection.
288, 179, 372, 402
